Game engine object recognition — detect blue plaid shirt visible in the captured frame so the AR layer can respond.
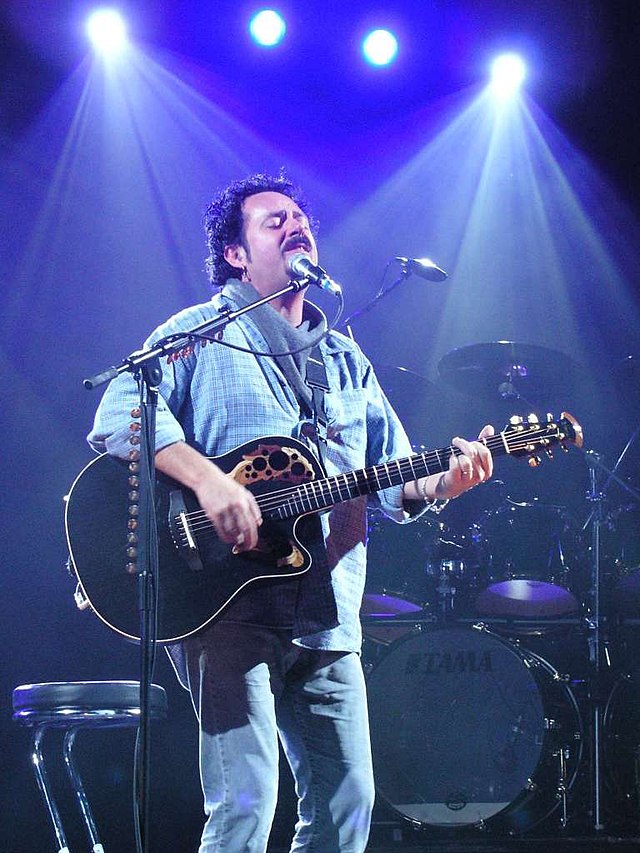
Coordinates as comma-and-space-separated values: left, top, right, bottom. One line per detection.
88, 286, 419, 654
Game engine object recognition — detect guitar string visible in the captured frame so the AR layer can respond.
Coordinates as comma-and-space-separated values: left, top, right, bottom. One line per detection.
192, 428, 551, 518
180, 429, 560, 531
175, 426, 566, 537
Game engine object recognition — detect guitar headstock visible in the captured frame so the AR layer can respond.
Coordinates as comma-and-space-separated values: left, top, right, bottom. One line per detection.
501, 411, 583, 467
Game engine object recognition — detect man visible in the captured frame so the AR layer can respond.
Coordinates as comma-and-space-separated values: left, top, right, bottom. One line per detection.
89, 173, 493, 852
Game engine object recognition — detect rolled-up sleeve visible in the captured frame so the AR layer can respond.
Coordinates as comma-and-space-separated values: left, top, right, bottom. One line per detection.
87, 315, 199, 458
87, 368, 186, 457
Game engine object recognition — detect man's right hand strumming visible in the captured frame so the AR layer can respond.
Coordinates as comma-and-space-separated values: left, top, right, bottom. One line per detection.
155, 442, 262, 551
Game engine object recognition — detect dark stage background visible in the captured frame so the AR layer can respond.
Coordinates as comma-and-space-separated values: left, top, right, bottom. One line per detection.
1, 1, 640, 850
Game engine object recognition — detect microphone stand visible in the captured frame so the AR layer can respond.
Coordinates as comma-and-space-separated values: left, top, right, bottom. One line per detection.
133, 357, 161, 853
83, 278, 310, 853
341, 266, 410, 337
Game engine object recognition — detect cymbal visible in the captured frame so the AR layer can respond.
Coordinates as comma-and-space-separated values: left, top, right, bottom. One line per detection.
437, 341, 576, 403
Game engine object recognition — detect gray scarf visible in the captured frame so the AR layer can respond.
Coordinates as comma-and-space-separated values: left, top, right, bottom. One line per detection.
222, 279, 327, 416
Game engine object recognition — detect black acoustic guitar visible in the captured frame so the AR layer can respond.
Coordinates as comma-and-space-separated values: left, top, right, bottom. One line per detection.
65, 413, 582, 643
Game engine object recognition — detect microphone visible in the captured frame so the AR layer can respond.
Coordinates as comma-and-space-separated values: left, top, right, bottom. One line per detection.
395, 256, 448, 282
288, 253, 342, 297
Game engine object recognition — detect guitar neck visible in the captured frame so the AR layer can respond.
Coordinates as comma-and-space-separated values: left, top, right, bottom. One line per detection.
261, 432, 507, 520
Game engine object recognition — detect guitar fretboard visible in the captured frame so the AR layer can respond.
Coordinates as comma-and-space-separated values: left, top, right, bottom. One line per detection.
257, 436, 506, 520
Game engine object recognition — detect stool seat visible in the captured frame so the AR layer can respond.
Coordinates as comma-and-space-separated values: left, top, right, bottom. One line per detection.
12, 680, 167, 853
13, 680, 168, 726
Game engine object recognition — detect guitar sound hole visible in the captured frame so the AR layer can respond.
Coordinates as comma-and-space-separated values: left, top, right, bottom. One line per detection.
268, 450, 290, 471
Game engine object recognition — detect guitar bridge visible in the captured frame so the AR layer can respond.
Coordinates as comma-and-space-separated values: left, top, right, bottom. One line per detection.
169, 489, 204, 572
179, 511, 197, 551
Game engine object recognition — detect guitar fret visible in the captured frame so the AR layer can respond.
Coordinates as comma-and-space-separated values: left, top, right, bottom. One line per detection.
286, 495, 298, 516
321, 479, 333, 508
335, 474, 348, 503
297, 482, 311, 512
340, 472, 351, 501
309, 478, 322, 510
310, 480, 323, 511
312, 482, 323, 508
309, 480, 321, 511
348, 470, 361, 499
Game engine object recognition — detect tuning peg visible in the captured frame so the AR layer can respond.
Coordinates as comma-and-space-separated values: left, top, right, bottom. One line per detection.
528, 455, 542, 467
527, 413, 539, 423
545, 448, 554, 460
560, 444, 569, 453
510, 415, 524, 425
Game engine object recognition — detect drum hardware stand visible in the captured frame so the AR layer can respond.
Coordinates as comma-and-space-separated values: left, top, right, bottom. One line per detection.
634, 743, 640, 827
581, 440, 640, 833
554, 745, 570, 828
582, 449, 608, 832
435, 564, 459, 620
538, 664, 574, 830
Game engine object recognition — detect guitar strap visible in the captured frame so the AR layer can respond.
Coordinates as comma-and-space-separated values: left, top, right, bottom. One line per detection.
305, 344, 330, 467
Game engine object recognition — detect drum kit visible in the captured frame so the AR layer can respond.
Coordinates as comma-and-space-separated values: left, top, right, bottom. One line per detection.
362, 342, 640, 839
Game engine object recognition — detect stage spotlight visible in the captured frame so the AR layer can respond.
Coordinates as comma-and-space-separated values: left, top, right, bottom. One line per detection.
362, 29, 399, 67
489, 53, 526, 98
249, 10, 287, 47
86, 8, 128, 56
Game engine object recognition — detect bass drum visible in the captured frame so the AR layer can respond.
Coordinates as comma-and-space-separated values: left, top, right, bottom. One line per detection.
367, 626, 582, 834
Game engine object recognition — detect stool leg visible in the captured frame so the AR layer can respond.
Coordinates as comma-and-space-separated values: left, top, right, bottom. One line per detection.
63, 728, 105, 853
31, 726, 71, 853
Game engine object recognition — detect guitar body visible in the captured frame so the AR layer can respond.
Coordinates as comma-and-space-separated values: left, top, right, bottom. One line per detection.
65, 437, 326, 643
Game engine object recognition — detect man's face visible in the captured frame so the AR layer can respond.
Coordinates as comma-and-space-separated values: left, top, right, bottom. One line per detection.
224, 191, 318, 296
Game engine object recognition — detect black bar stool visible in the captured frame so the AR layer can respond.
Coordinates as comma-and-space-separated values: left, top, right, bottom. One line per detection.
12, 680, 168, 853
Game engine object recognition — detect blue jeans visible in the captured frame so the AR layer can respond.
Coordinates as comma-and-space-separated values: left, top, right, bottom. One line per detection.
182, 622, 375, 852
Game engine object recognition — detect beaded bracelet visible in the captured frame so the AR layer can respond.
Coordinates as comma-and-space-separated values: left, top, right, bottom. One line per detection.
418, 475, 450, 514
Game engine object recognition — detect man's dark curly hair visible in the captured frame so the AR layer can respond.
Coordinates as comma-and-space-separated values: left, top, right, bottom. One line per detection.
204, 172, 319, 290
